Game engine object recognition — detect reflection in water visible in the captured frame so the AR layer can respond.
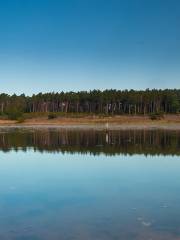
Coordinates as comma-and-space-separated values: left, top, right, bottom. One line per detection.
0, 128, 180, 155
0, 128, 180, 239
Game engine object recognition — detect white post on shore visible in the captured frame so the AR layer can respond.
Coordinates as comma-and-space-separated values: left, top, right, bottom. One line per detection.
105, 122, 109, 143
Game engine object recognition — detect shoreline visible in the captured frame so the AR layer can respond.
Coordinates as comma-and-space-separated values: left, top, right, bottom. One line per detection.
0, 115, 180, 130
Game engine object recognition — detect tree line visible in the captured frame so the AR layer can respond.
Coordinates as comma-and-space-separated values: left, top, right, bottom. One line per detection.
0, 89, 180, 119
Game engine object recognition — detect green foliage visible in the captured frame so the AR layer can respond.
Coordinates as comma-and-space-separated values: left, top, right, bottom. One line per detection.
4, 94, 26, 120
170, 95, 180, 113
16, 116, 25, 123
6, 109, 23, 120
149, 112, 164, 120
23, 112, 50, 119
48, 113, 57, 119
0, 89, 180, 116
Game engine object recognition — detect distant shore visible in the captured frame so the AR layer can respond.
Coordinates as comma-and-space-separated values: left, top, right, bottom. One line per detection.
0, 114, 180, 130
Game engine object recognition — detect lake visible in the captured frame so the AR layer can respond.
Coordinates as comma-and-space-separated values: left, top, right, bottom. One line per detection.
0, 128, 180, 240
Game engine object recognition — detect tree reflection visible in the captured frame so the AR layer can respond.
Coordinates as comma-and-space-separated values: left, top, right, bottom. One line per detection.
0, 128, 180, 156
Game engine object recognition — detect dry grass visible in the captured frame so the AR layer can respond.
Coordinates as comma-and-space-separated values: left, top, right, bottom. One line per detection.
0, 114, 180, 128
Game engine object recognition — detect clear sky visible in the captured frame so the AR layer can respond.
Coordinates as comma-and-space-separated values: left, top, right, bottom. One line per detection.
0, 0, 180, 95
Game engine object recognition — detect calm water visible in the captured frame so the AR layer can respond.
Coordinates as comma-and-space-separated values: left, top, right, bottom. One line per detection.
0, 128, 180, 240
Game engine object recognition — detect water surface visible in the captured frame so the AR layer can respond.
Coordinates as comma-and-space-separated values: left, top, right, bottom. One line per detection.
0, 128, 180, 240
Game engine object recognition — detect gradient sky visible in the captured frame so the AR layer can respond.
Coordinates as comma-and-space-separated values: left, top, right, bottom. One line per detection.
0, 0, 180, 95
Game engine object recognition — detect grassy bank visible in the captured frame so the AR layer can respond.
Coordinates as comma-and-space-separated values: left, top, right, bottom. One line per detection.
0, 113, 180, 127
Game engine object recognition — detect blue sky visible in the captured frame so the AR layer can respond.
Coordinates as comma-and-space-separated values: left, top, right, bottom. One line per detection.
0, 0, 180, 95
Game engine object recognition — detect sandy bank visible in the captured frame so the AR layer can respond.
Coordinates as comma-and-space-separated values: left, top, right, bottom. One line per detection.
0, 115, 180, 130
